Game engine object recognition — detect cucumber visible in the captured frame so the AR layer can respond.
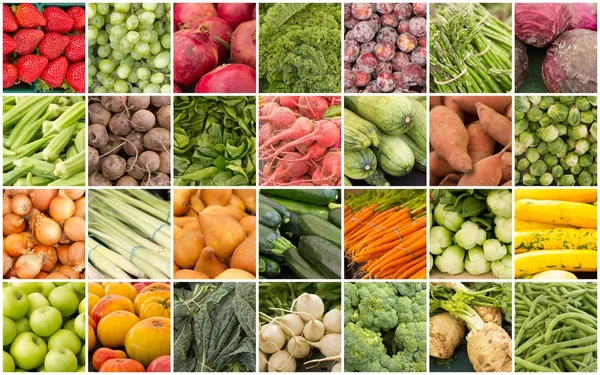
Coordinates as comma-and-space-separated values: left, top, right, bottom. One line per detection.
263, 189, 338, 206
258, 203, 282, 230
259, 256, 281, 278
284, 247, 328, 279
268, 197, 329, 219
259, 194, 291, 223
328, 208, 342, 228
258, 224, 295, 256
299, 235, 341, 279
280, 212, 303, 244
298, 214, 342, 248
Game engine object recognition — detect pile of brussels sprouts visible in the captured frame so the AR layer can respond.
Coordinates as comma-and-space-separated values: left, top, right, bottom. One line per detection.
515, 96, 597, 186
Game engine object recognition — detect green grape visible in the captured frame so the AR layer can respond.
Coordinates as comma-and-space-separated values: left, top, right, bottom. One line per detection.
110, 24, 127, 39
88, 65, 98, 76
139, 11, 156, 26
150, 72, 164, 84
126, 15, 139, 30
143, 84, 160, 93
154, 4, 165, 19
138, 79, 149, 89
132, 87, 143, 93
97, 31, 109, 45
102, 77, 115, 90
126, 31, 140, 44
129, 49, 142, 60
89, 3, 97, 16
149, 41, 162, 55
149, 30, 159, 43
117, 65, 132, 79
110, 12, 126, 25
114, 3, 131, 13
153, 22, 165, 35
111, 49, 126, 61
128, 71, 139, 84
90, 15, 105, 28
160, 34, 170, 49
96, 3, 110, 15
119, 38, 133, 51
114, 80, 129, 93
97, 44, 111, 58
140, 30, 152, 42
121, 56, 134, 67
96, 71, 109, 82
93, 87, 107, 93
134, 42, 150, 56
142, 3, 158, 11
88, 26, 99, 40
99, 59, 116, 73
160, 84, 171, 94
154, 51, 170, 69
136, 67, 151, 80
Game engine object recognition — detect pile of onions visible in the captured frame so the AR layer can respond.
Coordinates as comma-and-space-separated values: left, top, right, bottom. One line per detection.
3, 189, 86, 279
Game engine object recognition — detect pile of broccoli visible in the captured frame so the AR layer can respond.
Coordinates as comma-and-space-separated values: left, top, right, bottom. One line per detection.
344, 282, 427, 372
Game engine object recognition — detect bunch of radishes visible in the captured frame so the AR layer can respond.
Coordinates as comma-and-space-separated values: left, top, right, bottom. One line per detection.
3, 4, 85, 92
259, 293, 342, 372
344, 3, 427, 93
259, 96, 342, 186
173, 3, 256, 93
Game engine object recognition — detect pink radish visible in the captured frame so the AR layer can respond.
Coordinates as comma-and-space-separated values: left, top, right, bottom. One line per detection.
258, 106, 297, 130
279, 96, 299, 109
259, 117, 314, 151
259, 124, 273, 146
317, 151, 341, 186
458, 144, 511, 186
298, 96, 328, 119
277, 143, 328, 163
262, 120, 339, 158
260, 101, 280, 116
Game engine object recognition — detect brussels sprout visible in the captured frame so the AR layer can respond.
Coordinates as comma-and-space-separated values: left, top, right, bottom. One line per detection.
593, 174, 597, 185
566, 138, 577, 150
486, 190, 511, 217
525, 148, 540, 163
454, 221, 486, 250
482, 239, 508, 262
570, 164, 582, 175
576, 97, 591, 111
531, 134, 541, 147
539, 97, 554, 110
536, 141, 549, 156
555, 123, 568, 136
538, 114, 554, 127
514, 170, 521, 184
589, 162, 597, 175
515, 110, 524, 121
586, 96, 597, 106
519, 131, 535, 147
559, 96, 575, 105
464, 246, 491, 276
567, 106, 581, 125
581, 111, 595, 124
552, 165, 564, 179
494, 217, 511, 243
516, 158, 530, 172
526, 106, 543, 122
491, 254, 512, 279
575, 139, 591, 155
540, 125, 559, 142
590, 142, 597, 158
547, 103, 569, 122
515, 118, 530, 135
544, 154, 559, 167
435, 245, 466, 275
514, 141, 527, 156
539, 172, 553, 186
559, 174, 576, 186
530, 160, 548, 176
430, 226, 453, 255
579, 154, 593, 168
565, 152, 579, 167
556, 143, 569, 159
522, 173, 537, 186
590, 122, 597, 142
434, 204, 464, 232
548, 137, 566, 154
568, 124, 588, 140
528, 96, 542, 105
515, 96, 531, 113
560, 159, 570, 171
528, 121, 541, 133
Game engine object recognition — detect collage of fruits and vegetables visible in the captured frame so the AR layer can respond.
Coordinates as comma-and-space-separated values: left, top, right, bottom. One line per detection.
3, 2, 600, 375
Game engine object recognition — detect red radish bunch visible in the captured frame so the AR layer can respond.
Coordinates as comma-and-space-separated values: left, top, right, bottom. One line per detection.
173, 3, 256, 93
259, 96, 342, 186
3, 4, 85, 92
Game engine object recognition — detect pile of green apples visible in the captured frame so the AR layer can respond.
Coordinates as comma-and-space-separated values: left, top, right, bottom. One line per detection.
3, 282, 86, 372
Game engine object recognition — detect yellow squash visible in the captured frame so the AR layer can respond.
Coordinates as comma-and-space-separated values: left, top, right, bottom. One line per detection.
515, 250, 597, 277
514, 219, 572, 231
514, 189, 597, 203
515, 199, 597, 229
514, 228, 597, 252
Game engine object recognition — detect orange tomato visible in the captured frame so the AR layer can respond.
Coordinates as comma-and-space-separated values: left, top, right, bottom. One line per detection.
97, 311, 140, 348
89, 282, 105, 297
88, 293, 101, 312
92, 348, 128, 371
99, 358, 144, 372
88, 325, 96, 351
125, 317, 171, 367
134, 290, 170, 314
138, 296, 170, 320
138, 283, 170, 294
91, 294, 135, 323
104, 282, 138, 302
88, 315, 97, 331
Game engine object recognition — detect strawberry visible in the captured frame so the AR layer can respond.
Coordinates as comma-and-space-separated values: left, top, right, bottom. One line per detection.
13, 29, 44, 55
3, 63, 18, 88
39, 56, 68, 89
66, 6, 85, 30
3, 33, 15, 55
16, 54, 48, 83
43, 6, 73, 34
65, 61, 85, 92
38, 33, 70, 60
3, 5, 18, 32
15, 4, 46, 28
64, 35, 85, 62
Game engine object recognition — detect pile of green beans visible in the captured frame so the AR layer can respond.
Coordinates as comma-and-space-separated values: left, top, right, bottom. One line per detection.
515, 282, 597, 372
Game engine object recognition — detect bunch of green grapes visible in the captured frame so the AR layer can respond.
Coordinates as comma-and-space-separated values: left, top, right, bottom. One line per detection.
88, 3, 171, 93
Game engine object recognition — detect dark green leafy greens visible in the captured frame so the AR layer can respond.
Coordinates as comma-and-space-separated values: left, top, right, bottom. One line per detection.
174, 283, 256, 372
173, 96, 256, 186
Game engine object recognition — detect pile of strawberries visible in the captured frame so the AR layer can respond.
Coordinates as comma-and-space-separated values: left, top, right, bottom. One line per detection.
3, 4, 85, 92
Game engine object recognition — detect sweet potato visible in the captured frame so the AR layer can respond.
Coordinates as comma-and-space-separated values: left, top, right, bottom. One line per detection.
501, 152, 512, 182
430, 151, 456, 178
443, 97, 465, 122
430, 105, 472, 172
466, 121, 495, 164
439, 173, 463, 186
458, 144, 510, 186
430, 96, 442, 110
452, 96, 511, 114
476, 102, 512, 147
198, 213, 245, 261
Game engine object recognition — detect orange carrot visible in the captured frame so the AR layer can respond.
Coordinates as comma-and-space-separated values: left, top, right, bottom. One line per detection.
365, 228, 426, 270
345, 207, 402, 244
395, 259, 426, 279
353, 227, 424, 264
349, 213, 411, 250
344, 204, 376, 235
379, 247, 426, 272
409, 268, 427, 279
365, 217, 426, 249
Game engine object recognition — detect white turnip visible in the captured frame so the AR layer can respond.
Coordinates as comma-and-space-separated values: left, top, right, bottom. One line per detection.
303, 319, 325, 341
293, 293, 324, 321
267, 350, 296, 372
259, 324, 285, 354
286, 336, 310, 358
304, 333, 341, 358
323, 308, 341, 333
277, 313, 304, 336
259, 351, 268, 372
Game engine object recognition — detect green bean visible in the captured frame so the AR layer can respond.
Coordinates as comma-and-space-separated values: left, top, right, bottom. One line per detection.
515, 357, 557, 372
544, 313, 597, 343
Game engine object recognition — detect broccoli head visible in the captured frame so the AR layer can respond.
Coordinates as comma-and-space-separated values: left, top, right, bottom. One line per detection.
395, 321, 427, 354
344, 322, 390, 372
354, 283, 399, 331
393, 282, 426, 297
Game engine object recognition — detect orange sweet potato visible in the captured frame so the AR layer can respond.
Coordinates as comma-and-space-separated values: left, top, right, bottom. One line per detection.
430, 105, 472, 173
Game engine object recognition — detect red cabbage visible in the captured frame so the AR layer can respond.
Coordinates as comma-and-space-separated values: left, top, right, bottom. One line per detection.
542, 29, 597, 93
569, 3, 597, 31
515, 3, 572, 47
515, 39, 529, 90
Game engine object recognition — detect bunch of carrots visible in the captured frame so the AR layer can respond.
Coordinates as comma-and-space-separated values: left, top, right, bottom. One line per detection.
344, 189, 427, 279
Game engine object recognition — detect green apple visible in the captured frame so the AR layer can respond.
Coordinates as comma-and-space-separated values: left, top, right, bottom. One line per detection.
77, 345, 85, 366
9, 332, 47, 370
10, 282, 41, 295
48, 286, 78, 317
3, 286, 30, 320
3, 351, 15, 372
26, 292, 50, 317
63, 317, 75, 332
48, 329, 81, 355
54, 282, 67, 286
77, 366, 85, 372
38, 282, 56, 299
14, 317, 31, 335
74, 314, 85, 340
78, 299, 85, 314
29, 306, 62, 337
69, 282, 85, 296
3, 316, 17, 346
44, 348, 78, 372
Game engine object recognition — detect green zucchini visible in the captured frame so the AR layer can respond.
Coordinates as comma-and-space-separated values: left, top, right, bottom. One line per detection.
258, 224, 295, 256
284, 247, 328, 279
328, 208, 342, 228
299, 235, 341, 279
259, 256, 281, 278
398, 133, 426, 172
364, 167, 390, 186
280, 212, 303, 244
258, 203, 282, 230
406, 99, 427, 155
344, 109, 380, 150
259, 195, 291, 223
374, 134, 414, 176
298, 214, 342, 248
344, 176, 353, 186
345, 96, 416, 135
344, 148, 377, 180
262, 189, 337, 206
268, 196, 329, 219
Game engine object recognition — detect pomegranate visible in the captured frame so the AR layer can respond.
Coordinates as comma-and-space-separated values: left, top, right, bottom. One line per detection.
194, 64, 256, 93
174, 3, 217, 31
173, 28, 219, 86
195, 17, 233, 64
217, 3, 254, 30
230, 20, 256, 69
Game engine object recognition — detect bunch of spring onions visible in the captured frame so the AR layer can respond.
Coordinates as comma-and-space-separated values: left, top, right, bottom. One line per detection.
430, 3, 512, 93
87, 189, 171, 279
